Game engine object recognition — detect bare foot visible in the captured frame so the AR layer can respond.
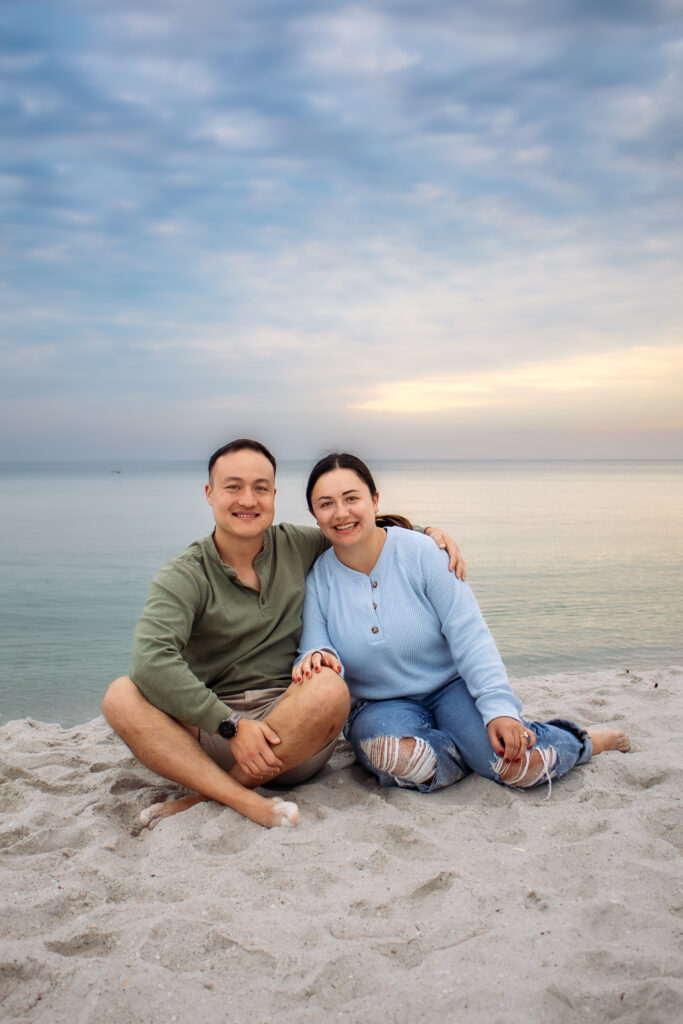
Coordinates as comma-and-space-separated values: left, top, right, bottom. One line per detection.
259, 797, 299, 829
139, 793, 299, 830
587, 728, 631, 755
140, 793, 207, 828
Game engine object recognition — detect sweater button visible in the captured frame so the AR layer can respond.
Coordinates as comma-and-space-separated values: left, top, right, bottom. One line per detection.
371, 626, 379, 634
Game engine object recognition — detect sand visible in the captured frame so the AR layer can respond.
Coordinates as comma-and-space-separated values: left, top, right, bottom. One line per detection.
1, 666, 681, 1023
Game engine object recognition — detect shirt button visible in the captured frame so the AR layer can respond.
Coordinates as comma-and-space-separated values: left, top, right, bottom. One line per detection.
373, 603, 377, 609
371, 626, 379, 634
372, 580, 378, 588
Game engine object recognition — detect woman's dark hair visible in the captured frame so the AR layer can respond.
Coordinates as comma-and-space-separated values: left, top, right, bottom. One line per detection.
375, 512, 413, 530
208, 439, 277, 482
306, 452, 412, 529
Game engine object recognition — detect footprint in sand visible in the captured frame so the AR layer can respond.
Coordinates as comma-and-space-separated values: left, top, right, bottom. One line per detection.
407, 870, 456, 902
377, 935, 426, 969
0, 959, 58, 1018
109, 775, 156, 794
140, 923, 276, 974
44, 930, 118, 958
622, 766, 679, 791
523, 889, 549, 910
348, 898, 391, 919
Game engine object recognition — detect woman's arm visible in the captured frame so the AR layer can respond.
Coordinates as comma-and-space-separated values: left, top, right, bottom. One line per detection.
293, 570, 344, 684
420, 544, 522, 726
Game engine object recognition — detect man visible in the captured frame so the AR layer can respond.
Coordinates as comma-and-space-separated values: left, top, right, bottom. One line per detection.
102, 439, 462, 829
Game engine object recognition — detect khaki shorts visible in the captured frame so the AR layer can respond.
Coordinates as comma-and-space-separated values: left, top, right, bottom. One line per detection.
198, 687, 337, 786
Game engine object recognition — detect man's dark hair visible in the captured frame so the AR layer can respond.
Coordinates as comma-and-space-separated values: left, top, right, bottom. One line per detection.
208, 439, 277, 482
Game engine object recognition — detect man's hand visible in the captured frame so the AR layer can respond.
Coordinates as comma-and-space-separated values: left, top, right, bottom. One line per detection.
228, 718, 283, 781
424, 528, 466, 579
292, 649, 342, 684
487, 717, 536, 764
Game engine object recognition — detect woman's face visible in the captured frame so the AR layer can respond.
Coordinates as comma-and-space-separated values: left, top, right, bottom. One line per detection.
309, 467, 379, 548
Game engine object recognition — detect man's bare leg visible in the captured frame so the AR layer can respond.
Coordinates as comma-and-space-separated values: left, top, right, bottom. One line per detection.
138, 669, 350, 823
102, 677, 298, 829
139, 793, 207, 828
229, 668, 350, 788
137, 670, 350, 819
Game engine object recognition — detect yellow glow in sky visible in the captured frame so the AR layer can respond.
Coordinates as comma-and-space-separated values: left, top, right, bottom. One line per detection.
352, 344, 683, 414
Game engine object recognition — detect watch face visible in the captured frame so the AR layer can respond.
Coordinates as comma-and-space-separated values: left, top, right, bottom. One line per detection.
218, 719, 237, 739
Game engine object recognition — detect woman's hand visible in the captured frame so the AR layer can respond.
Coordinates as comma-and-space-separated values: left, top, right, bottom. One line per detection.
424, 528, 466, 579
292, 649, 343, 684
487, 717, 536, 764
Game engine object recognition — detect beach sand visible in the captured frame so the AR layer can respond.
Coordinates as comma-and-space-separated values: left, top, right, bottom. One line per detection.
1, 667, 681, 1023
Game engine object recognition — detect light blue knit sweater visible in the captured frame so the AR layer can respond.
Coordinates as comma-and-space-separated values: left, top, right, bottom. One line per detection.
299, 527, 522, 725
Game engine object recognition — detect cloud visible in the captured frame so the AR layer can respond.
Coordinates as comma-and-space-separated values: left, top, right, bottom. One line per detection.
0, 0, 681, 457
352, 345, 683, 415
299, 8, 419, 74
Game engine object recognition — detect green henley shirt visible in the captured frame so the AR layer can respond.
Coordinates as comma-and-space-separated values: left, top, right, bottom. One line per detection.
131, 523, 328, 734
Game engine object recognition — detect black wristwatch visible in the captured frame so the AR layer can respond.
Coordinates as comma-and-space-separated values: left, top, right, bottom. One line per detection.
217, 712, 243, 739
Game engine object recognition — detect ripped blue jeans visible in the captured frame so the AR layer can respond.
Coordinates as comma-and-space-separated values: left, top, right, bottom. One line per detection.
344, 676, 592, 793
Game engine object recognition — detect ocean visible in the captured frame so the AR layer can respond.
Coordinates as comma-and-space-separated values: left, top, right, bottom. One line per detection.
0, 459, 681, 726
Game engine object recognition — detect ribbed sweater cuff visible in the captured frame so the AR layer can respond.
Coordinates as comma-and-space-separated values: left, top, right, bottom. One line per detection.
478, 699, 523, 726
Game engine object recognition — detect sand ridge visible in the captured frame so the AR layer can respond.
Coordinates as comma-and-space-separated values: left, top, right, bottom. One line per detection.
1, 667, 681, 1023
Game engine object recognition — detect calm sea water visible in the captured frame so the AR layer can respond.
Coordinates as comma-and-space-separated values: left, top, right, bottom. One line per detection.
0, 460, 681, 726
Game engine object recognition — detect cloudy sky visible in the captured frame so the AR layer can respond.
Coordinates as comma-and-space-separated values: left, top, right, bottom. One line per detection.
2, 0, 682, 460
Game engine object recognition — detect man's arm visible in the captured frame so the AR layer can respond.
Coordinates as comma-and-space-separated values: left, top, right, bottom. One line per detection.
423, 527, 466, 578
282, 519, 465, 577
131, 564, 229, 734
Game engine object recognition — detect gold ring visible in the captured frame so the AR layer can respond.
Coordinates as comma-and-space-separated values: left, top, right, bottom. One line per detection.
522, 732, 530, 741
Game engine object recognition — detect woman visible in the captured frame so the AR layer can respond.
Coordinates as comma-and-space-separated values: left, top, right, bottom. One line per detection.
294, 453, 629, 794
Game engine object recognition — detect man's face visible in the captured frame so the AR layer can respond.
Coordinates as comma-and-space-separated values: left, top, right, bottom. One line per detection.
205, 449, 276, 543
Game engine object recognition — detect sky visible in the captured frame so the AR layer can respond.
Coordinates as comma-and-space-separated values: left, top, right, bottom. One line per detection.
1, 0, 682, 460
